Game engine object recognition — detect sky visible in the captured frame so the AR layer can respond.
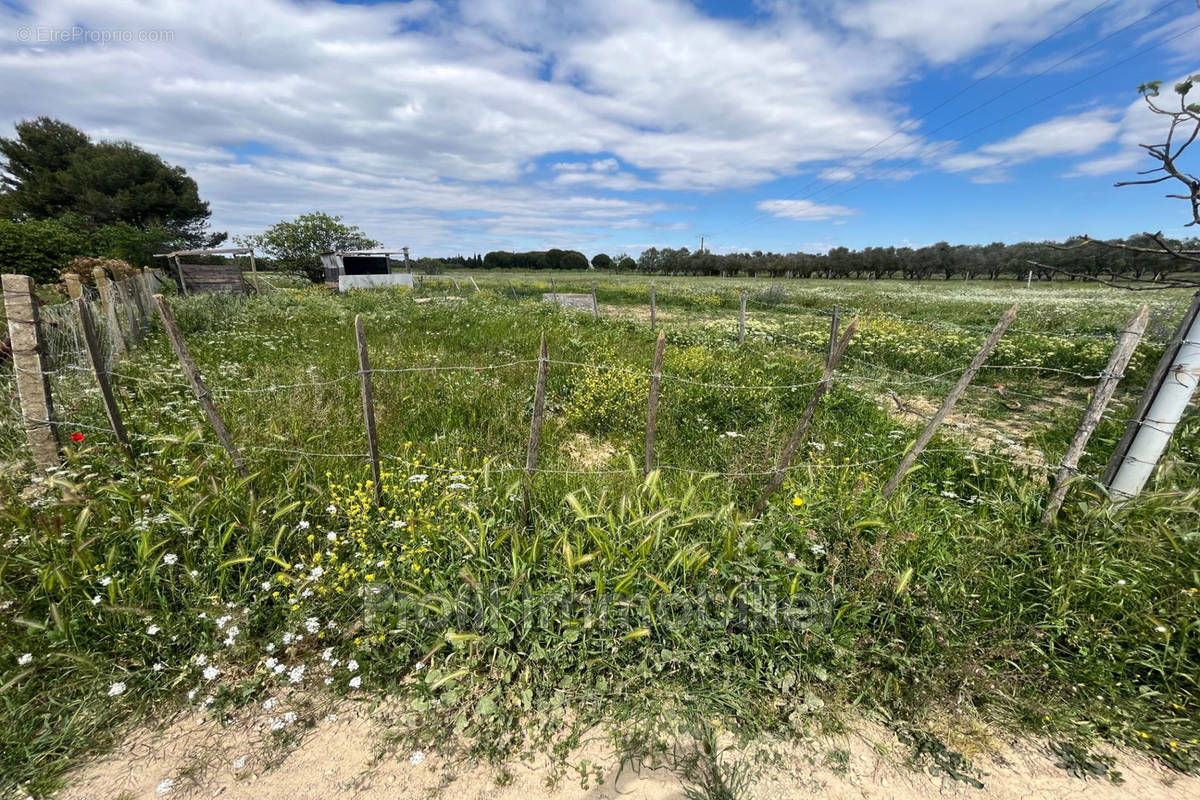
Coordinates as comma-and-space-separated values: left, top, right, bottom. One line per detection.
0, 0, 1198, 258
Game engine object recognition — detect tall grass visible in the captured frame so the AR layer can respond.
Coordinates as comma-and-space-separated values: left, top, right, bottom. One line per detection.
0, 283, 1197, 795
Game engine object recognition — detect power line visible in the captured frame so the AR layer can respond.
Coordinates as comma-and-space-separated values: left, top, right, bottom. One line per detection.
808, 20, 1200, 209
717, 0, 1174, 240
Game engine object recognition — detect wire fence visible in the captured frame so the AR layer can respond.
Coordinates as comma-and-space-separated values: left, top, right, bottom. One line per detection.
3, 275, 1197, 509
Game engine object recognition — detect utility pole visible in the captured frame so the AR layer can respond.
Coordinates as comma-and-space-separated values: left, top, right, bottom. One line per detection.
699, 235, 705, 254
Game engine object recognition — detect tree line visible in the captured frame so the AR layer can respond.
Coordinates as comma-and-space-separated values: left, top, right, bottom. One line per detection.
421, 237, 1198, 281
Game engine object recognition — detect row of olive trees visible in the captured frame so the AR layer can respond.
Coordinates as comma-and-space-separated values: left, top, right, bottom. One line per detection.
628, 235, 1199, 281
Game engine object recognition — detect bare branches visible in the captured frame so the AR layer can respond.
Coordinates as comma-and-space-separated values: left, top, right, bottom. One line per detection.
1050, 233, 1200, 264
1119, 76, 1200, 228
1025, 260, 1200, 291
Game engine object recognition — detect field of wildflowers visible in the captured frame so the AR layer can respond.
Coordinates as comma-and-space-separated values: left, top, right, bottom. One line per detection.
0, 278, 1197, 796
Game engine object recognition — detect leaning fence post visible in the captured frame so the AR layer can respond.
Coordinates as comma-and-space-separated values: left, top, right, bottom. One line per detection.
826, 305, 840, 369
882, 303, 1019, 497
152, 294, 248, 477
355, 315, 382, 505
510, 282, 519, 301
1042, 305, 1148, 524
645, 330, 667, 476
754, 318, 859, 515
469, 276, 480, 293
76, 298, 135, 464
523, 332, 549, 520
2, 274, 60, 469
738, 292, 747, 345
650, 285, 657, 332
93, 268, 127, 357
591, 282, 600, 320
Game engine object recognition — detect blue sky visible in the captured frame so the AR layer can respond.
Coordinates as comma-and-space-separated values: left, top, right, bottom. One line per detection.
1, 0, 1198, 257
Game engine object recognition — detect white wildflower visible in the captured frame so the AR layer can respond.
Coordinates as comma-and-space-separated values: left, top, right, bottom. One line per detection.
194, 653, 208, 666
262, 697, 277, 711
298, 520, 310, 530
448, 482, 469, 490
282, 632, 294, 645
408, 474, 428, 483
287, 664, 306, 684
107, 681, 126, 696
99, 576, 112, 587
91, 595, 102, 606
264, 657, 277, 670
308, 566, 324, 580
202, 665, 220, 680
232, 756, 247, 769
162, 553, 178, 565
155, 777, 175, 795
17, 653, 32, 666
409, 750, 425, 766
305, 618, 320, 634
348, 676, 362, 689
347, 659, 359, 673
146, 625, 160, 635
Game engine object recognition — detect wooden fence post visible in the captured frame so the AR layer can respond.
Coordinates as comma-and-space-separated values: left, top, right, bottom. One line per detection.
76, 298, 135, 464
826, 305, 840, 369
650, 285, 657, 332
63, 273, 84, 301
591, 282, 600, 320
2, 274, 60, 469
93, 268, 127, 357
754, 318, 859, 515
114, 277, 139, 344
451, 277, 461, 293
1042, 305, 1148, 524
152, 294, 249, 477
881, 303, 1019, 497
469, 276, 480, 293
645, 330, 667, 476
510, 282, 519, 301
738, 292, 747, 345
355, 315, 382, 505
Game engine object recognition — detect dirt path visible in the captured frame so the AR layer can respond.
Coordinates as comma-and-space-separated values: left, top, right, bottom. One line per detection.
60, 698, 1197, 800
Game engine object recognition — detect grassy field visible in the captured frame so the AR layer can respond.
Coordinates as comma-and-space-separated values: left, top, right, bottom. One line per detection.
1, 276, 1198, 796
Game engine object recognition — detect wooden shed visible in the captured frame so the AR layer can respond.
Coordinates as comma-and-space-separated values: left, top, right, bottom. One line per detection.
154, 247, 258, 295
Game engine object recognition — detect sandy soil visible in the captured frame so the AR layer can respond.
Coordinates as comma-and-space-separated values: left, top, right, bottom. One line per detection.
59, 697, 1197, 800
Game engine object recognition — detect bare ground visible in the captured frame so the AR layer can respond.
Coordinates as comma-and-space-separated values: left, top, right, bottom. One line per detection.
59, 698, 1198, 800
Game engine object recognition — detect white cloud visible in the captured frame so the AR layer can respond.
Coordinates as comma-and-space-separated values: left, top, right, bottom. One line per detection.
756, 199, 858, 221
0, 0, 1167, 250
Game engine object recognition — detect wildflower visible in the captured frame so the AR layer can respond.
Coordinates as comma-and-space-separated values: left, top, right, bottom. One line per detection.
348, 676, 362, 689
91, 595, 102, 605
261, 581, 272, 591
305, 618, 320, 634
215, 615, 231, 629
792, 496, 804, 507
162, 553, 178, 566
408, 474, 428, 483
448, 483, 469, 490
1155, 625, 1168, 633
70, 432, 85, 443
99, 576, 112, 587
262, 697, 277, 711
265, 657, 277, 670
1117, 579, 1127, 586
325, 505, 337, 514
324, 713, 338, 722
409, 750, 426, 766
298, 520, 310, 530
17, 653, 32, 666
155, 777, 175, 795
288, 664, 306, 684
327, 531, 338, 541
283, 711, 297, 725
108, 681, 126, 696
146, 624, 160, 635
347, 659, 359, 672
152, 662, 165, 672
308, 566, 324, 580
194, 653, 208, 666
232, 756, 247, 769
282, 632, 295, 645
202, 666, 220, 680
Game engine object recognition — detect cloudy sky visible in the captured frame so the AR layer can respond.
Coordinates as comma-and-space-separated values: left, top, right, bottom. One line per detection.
1, 0, 1198, 257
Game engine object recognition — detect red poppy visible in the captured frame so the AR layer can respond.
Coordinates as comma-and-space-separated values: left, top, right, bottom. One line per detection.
70, 432, 85, 443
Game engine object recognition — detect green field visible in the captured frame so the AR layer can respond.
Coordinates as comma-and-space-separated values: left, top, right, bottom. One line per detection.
1, 276, 1198, 795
